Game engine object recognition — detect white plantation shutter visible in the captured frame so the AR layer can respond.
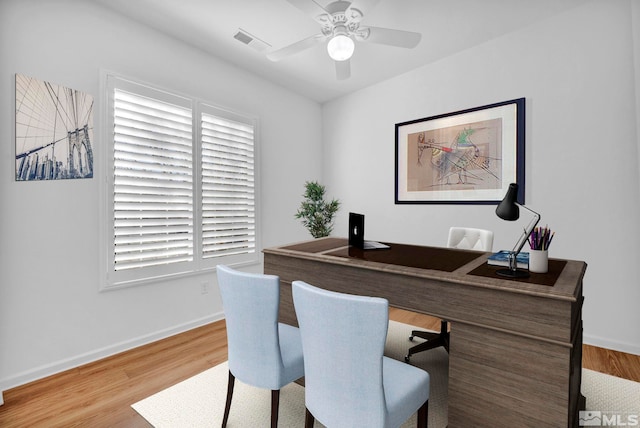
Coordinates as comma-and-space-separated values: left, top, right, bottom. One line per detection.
201, 108, 256, 259
113, 89, 194, 271
102, 75, 259, 289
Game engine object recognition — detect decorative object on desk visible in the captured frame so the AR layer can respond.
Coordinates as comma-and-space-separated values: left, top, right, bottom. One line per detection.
487, 250, 529, 268
295, 181, 340, 238
529, 250, 548, 273
394, 98, 525, 204
529, 226, 554, 251
495, 182, 540, 278
528, 226, 554, 273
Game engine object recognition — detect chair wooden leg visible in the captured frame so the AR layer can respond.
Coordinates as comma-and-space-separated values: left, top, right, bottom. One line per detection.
417, 400, 429, 428
304, 408, 315, 428
271, 389, 280, 428
221, 371, 235, 428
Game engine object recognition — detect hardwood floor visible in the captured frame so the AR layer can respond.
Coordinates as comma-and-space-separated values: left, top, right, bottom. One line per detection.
0, 322, 227, 428
1, 310, 638, 427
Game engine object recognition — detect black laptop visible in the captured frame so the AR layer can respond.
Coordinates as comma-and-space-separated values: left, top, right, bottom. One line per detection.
348, 212, 389, 250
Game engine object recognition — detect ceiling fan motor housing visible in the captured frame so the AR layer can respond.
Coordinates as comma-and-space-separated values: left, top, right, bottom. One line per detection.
318, 2, 364, 37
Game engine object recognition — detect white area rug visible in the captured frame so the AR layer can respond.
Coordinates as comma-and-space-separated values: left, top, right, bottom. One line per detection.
580, 369, 640, 425
132, 321, 639, 427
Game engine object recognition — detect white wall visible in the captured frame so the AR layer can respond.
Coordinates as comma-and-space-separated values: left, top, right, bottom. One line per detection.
0, 0, 322, 392
2, 0, 638, 399
323, 0, 640, 354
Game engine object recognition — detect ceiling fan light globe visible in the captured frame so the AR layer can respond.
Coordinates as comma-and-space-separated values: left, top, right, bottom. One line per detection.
327, 35, 355, 61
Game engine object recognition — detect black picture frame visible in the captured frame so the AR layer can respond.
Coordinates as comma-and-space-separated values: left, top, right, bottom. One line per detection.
394, 98, 525, 204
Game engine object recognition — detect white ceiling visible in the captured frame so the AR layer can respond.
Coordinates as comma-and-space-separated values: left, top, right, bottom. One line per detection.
93, 0, 589, 103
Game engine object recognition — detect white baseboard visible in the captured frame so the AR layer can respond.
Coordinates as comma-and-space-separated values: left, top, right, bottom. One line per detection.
0, 312, 224, 396
584, 333, 640, 356
2, 317, 631, 405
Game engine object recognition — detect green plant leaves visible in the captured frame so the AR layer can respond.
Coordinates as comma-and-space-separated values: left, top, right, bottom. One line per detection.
295, 181, 340, 238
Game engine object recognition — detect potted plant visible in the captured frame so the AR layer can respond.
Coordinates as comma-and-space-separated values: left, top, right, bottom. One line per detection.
295, 181, 340, 238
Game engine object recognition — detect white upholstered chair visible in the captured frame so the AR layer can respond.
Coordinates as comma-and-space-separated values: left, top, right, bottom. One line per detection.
446, 226, 494, 251
293, 280, 430, 428
405, 227, 494, 362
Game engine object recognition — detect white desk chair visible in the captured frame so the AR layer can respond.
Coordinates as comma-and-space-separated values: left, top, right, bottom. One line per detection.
447, 227, 494, 251
405, 227, 494, 362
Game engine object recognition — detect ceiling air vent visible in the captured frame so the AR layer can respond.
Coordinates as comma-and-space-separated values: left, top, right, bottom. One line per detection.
234, 28, 270, 52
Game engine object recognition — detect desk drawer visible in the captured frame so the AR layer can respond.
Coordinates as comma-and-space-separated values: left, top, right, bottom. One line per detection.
449, 323, 573, 427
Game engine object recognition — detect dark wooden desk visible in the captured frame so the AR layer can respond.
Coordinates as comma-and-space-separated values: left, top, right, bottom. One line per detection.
263, 237, 586, 428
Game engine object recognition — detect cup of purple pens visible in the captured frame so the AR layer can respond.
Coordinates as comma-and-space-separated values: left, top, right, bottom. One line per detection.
529, 227, 554, 274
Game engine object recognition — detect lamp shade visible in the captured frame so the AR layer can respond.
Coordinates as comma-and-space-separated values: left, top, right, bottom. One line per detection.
496, 183, 520, 221
327, 34, 354, 61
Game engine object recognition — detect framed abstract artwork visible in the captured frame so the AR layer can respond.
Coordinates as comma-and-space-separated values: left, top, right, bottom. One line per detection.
395, 98, 525, 204
15, 74, 94, 181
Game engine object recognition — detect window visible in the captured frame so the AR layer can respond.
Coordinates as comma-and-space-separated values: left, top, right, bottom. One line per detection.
102, 74, 258, 289
200, 107, 256, 260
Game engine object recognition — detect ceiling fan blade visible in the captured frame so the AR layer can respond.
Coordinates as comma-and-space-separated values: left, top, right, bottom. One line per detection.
267, 34, 325, 61
347, 0, 381, 15
361, 26, 421, 48
335, 59, 351, 80
285, 0, 329, 21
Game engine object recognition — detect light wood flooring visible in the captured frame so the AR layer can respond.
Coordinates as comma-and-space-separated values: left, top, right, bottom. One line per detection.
0, 309, 638, 427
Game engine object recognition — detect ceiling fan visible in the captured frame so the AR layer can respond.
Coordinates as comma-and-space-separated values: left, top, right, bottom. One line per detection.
267, 0, 421, 80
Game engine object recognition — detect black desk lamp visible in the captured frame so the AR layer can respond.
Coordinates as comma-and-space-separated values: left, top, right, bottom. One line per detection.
495, 183, 540, 278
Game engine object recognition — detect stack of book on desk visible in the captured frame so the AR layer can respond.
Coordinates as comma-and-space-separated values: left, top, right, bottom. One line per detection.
487, 250, 529, 268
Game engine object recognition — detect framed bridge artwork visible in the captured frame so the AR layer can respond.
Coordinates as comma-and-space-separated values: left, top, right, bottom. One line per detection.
395, 98, 525, 204
15, 74, 94, 181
